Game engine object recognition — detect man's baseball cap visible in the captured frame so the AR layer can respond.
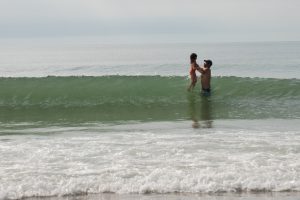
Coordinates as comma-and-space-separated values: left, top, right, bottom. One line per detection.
204, 60, 213, 65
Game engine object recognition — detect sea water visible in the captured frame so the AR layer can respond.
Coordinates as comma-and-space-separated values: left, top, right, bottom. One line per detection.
0, 39, 299, 199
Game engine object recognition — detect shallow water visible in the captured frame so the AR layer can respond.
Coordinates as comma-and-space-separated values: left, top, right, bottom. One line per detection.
21, 193, 300, 200
1, 120, 300, 199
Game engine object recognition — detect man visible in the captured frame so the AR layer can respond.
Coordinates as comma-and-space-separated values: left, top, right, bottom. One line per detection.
200, 60, 213, 96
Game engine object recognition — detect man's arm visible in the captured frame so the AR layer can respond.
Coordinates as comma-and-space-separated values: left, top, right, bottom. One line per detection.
198, 66, 207, 74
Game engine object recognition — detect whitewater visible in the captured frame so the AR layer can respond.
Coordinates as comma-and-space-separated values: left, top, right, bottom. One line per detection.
1, 120, 300, 199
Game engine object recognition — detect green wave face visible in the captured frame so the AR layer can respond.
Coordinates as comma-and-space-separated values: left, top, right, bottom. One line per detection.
0, 76, 299, 123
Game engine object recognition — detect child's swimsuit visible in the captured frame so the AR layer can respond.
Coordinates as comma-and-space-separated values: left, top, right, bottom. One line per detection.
190, 67, 197, 82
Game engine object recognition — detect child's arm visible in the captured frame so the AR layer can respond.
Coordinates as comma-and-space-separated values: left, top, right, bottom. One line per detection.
194, 63, 201, 71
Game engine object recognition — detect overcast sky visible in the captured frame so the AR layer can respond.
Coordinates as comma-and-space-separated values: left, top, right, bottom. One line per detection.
1, 0, 300, 42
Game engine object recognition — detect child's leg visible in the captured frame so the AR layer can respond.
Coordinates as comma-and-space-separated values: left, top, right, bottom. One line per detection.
188, 77, 197, 91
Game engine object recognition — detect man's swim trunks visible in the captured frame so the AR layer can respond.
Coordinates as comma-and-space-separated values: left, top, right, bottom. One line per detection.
202, 88, 211, 96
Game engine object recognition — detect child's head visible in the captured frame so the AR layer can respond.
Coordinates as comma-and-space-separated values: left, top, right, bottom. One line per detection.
204, 60, 213, 68
190, 53, 197, 63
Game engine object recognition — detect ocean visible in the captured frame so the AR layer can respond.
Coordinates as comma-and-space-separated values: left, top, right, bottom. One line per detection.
0, 40, 299, 200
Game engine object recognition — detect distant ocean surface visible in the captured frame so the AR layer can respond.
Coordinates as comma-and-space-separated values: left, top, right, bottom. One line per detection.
0, 40, 299, 200
1, 40, 300, 78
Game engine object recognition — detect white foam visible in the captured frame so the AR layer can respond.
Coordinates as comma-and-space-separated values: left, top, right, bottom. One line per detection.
0, 120, 300, 199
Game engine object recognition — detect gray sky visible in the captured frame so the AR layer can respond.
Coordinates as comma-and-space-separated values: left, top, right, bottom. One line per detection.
1, 0, 300, 42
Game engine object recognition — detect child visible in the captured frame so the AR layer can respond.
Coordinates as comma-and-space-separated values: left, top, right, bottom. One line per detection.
187, 53, 201, 91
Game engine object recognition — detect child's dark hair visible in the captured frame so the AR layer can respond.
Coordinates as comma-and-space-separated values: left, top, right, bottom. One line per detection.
190, 53, 197, 63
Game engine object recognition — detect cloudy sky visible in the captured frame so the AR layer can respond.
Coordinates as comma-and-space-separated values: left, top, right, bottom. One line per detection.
1, 0, 300, 42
